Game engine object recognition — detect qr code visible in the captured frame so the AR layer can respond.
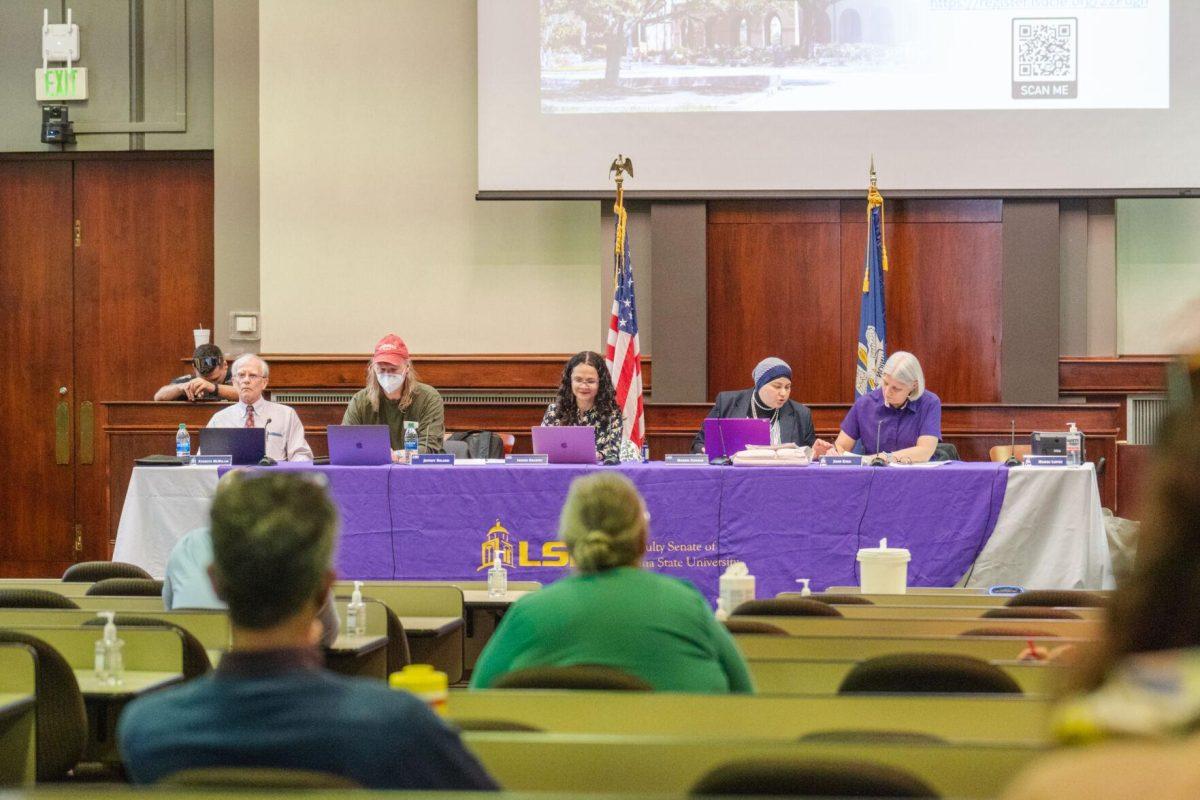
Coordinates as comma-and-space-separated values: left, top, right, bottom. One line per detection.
1013, 18, 1077, 81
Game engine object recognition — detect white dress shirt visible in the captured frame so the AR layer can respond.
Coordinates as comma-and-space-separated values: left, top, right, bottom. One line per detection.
206, 398, 313, 462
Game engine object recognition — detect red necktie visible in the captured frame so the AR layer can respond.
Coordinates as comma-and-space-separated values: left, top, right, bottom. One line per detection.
245, 406, 256, 428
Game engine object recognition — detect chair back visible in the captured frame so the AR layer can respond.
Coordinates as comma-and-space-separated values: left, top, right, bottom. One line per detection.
367, 598, 411, 673
1005, 589, 1109, 609
779, 592, 874, 606
838, 653, 1022, 695
722, 619, 789, 636
932, 442, 960, 462
732, 598, 843, 618
0, 630, 86, 781
86, 578, 165, 597
0, 588, 79, 609
62, 561, 152, 582
162, 767, 361, 789
691, 756, 939, 797
988, 444, 1032, 463
494, 664, 653, 691
982, 606, 1082, 621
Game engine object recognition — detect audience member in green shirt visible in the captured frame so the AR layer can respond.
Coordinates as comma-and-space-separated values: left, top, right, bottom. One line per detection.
471, 472, 754, 693
342, 333, 444, 455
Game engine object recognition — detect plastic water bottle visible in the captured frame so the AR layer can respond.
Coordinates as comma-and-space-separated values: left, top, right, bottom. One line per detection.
641, 441, 650, 463
175, 423, 191, 459
93, 611, 124, 686
403, 421, 419, 461
488, 550, 508, 598
346, 580, 366, 636
1065, 422, 1082, 466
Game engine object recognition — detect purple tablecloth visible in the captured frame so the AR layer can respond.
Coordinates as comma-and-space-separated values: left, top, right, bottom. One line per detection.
223, 462, 1009, 599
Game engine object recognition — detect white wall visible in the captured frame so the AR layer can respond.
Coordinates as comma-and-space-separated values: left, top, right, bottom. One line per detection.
1116, 199, 1200, 355
257, 0, 599, 354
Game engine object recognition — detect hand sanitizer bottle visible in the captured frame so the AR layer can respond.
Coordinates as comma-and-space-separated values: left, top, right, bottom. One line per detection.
488, 550, 508, 598
94, 611, 124, 686
347, 581, 366, 636
795, 578, 812, 597
1065, 422, 1082, 466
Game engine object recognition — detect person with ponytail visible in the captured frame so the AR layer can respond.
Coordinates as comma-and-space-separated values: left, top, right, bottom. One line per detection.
470, 472, 754, 693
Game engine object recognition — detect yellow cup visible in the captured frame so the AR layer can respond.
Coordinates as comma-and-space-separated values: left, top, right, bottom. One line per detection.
389, 663, 449, 715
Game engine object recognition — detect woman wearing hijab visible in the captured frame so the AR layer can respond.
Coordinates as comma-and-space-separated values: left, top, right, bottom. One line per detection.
690, 357, 816, 454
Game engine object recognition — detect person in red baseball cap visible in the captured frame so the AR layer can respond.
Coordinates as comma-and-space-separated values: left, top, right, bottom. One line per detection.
342, 334, 445, 459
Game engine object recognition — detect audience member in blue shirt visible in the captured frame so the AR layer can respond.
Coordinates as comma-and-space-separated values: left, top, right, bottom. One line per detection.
162, 524, 340, 648
122, 471, 498, 790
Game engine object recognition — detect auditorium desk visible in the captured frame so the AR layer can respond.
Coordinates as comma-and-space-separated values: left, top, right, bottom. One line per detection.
114, 462, 1112, 597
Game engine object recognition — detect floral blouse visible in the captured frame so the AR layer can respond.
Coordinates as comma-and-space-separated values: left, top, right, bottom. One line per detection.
542, 402, 627, 465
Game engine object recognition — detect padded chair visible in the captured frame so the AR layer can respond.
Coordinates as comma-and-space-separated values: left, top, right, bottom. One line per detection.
731, 598, 843, 617
989, 444, 1032, 463
982, 606, 1082, 621
722, 619, 789, 636
691, 757, 939, 798
959, 626, 1057, 638
1005, 589, 1109, 609
62, 561, 152, 582
931, 442, 960, 462
494, 664, 653, 691
798, 729, 946, 745
0, 588, 79, 609
368, 598, 412, 673
162, 767, 361, 789
777, 592, 875, 606
838, 653, 1022, 695
82, 615, 211, 679
0, 631, 87, 781
85, 578, 165, 597
453, 718, 544, 732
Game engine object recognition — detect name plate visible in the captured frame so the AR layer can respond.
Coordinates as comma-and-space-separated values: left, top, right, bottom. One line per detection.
413, 453, 455, 465
1023, 455, 1069, 467
820, 456, 863, 466
505, 454, 549, 465
192, 455, 232, 466
665, 454, 708, 465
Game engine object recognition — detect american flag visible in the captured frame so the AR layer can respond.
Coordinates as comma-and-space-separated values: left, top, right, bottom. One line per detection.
604, 201, 644, 447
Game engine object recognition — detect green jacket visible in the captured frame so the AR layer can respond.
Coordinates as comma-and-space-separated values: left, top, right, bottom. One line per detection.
470, 566, 755, 694
342, 381, 445, 453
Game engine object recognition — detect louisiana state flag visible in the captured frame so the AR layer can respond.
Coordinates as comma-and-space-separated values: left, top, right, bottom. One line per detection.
855, 184, 888, 396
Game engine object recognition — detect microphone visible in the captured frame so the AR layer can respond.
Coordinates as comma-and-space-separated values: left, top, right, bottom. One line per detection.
711, 419, 732, 466
869, 419, 887, 466
258, 418, 277, 466
1004, 418, 1020, 467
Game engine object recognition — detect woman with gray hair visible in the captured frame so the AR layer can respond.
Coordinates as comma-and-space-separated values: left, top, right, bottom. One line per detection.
469, 472, 754, 693
690, 356, 816, 454
812, 350, 942, 463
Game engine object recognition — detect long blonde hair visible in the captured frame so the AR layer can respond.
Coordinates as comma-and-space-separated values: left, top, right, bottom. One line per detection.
365, 361, 422, 412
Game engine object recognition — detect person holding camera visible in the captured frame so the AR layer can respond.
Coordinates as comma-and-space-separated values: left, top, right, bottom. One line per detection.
154, 344, 238, 402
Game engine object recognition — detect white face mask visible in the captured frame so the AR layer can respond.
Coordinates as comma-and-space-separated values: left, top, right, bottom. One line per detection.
376, 371, 405, 394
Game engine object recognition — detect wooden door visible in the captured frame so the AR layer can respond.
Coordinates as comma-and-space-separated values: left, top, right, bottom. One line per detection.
0, 162, 77, 575
73, 158, 214, 562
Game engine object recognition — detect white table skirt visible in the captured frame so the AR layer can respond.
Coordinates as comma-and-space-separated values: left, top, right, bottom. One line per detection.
112, 463, 1114, 589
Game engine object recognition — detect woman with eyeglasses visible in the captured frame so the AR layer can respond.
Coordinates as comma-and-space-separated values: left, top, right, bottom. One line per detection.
541, 351, 635, 465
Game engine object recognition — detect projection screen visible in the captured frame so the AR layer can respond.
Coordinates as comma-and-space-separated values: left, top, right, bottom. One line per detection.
477, 0, 1197, 196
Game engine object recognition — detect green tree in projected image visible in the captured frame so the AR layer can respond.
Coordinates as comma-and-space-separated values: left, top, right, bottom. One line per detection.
542, 0, 836, 86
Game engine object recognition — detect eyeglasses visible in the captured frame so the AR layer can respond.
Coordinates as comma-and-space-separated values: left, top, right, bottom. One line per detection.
235, 372, 264, 382
571, 378, 599, 387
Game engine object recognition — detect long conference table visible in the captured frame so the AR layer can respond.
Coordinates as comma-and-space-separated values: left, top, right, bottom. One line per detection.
113, 461, 1111, 598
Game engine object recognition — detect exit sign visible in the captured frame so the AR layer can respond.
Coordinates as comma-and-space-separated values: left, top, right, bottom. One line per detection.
35, 68, 88, 101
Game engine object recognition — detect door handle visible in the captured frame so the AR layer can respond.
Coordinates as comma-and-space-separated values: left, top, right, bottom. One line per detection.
55, 388, 71, 465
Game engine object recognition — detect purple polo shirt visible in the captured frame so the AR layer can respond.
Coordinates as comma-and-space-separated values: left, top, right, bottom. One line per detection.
841, 388, 942, 453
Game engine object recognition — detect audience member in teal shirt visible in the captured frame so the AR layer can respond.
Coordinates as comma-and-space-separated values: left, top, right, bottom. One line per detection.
471, 472, 754, 694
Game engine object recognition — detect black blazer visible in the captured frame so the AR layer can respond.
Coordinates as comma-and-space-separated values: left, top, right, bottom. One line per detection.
690, 389, 816, 454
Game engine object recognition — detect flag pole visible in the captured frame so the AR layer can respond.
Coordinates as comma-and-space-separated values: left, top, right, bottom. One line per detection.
608, 155, 633, 277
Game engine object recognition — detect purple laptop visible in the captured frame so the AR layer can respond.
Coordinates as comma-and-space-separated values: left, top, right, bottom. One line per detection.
531, 426, 597, 464
327, 424, 392, 466
703, 418, 771, 460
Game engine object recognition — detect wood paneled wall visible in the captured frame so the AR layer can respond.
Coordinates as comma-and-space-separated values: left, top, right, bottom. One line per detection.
707, 199, 1004, 403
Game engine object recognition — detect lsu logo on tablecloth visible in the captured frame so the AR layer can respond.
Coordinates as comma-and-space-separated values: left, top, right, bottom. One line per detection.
478, 519, 571, 570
